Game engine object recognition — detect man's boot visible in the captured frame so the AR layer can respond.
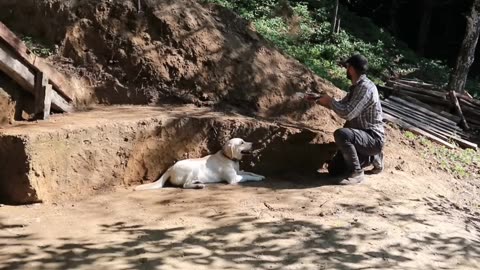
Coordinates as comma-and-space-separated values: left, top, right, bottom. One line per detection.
367, 152, 384, 175
339, 170, 365, 185
338, 146, 365, 185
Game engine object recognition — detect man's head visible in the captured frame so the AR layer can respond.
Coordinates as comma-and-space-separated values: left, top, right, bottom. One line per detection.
339, 54, 368, 80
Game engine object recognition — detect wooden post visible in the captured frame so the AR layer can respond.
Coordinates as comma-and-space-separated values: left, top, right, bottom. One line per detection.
0, 42, 73, 113
0, 22, 74, 101
449, 90, 470, 130
34, 72, 53, 120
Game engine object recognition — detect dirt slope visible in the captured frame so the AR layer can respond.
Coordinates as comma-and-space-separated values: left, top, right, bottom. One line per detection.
0, 0, 341, 126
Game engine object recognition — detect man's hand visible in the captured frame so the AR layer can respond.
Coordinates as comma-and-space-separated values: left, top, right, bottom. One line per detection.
301, 91, 332, 108
317, 95, 333, 108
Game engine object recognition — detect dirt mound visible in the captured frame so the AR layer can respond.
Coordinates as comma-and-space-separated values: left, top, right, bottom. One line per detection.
0, 0, 342, 127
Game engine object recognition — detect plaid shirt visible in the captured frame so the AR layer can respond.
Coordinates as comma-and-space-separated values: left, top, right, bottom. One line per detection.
331, 75, 385, 141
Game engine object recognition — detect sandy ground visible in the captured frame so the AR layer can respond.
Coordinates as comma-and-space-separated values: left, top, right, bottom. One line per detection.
0, 1, 478, 269
1, 164, 479, 270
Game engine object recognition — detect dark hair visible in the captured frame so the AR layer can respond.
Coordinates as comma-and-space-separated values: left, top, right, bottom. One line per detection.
339, 54, 368, 74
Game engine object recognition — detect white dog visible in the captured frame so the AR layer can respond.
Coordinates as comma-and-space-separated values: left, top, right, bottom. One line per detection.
134, 138, 265, 190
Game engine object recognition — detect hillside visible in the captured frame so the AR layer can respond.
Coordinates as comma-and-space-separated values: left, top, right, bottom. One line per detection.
0, 0, 344, 128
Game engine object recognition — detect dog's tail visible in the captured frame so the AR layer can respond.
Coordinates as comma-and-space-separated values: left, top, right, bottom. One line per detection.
134, 168, 171, 191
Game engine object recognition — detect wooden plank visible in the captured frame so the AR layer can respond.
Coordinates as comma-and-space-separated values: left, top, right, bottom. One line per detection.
393, 95, 461, 123
34, 72, 47, 118
396, 91, 449, 106
390, 81, 448, 98
382, 100, 460, 134
0, 22, 73, 101
34, 72, 53, 120
387, 100, 466, 139
383, 105, 466, 140
379, 86, 461, 123
394, 79, 443, 91
0, 22, 32, 60
44, 84, 53, 119
459, 99, 480, 115
383, 107, 453, 141
0, 43, 73, 112
383, 107, 477, 149
383, 112, 456, 149
32, 58, 73, 101
50, 91, 73, 113
383, 99, 459, 133
0, 39, 34, 91
439, 111, 461, 124
388, 96, 458, 126
447, 133, 477, 149
458, 94, 480, 107
459, 97, 480, 110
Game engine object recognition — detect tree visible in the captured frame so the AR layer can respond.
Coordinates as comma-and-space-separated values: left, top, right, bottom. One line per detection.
331, 0, 340, 35
448, 0, 480, 93
388, 0, 400, 36
416, 0, 456, 56
416, 0, 433, 56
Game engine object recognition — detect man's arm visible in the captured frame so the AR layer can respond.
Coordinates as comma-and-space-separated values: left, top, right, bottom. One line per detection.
329, 83, 371, 120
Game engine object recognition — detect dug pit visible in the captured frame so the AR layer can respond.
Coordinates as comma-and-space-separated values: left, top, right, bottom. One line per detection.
0, 105, 337, 204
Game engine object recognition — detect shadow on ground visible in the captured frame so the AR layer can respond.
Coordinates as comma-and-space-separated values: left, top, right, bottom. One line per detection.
1, 192, 479, 270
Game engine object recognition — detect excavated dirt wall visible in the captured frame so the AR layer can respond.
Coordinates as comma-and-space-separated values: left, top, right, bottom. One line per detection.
0, 105, 336, 204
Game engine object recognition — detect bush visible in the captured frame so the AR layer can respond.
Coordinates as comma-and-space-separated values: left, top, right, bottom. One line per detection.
205, 0, 480, 96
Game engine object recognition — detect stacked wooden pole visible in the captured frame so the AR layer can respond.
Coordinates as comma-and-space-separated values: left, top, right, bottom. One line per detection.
379, 78, 479, 150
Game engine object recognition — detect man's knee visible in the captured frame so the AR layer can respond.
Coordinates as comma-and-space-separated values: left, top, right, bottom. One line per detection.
334, 128, 353, 146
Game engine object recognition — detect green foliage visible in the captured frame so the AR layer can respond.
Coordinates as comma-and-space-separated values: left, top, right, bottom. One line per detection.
21, 35, 54, 58
404, 131, 480, 179
403, 131, 416, 141
425, 145, 479, 179
204, 0, 480, 96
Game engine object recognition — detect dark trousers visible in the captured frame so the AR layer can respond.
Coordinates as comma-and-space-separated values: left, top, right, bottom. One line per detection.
328, 128, 383, 176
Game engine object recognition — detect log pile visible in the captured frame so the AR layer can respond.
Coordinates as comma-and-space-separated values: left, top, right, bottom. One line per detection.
379, 79, 479, 150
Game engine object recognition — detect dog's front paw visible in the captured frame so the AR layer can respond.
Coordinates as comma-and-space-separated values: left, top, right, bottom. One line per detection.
184, 180, 206, 189
192, 180, 206, 189
194, 184, 206, 189
257, 175, 266, 181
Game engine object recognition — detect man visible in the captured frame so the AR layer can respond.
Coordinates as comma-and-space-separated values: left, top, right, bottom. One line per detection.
308, 54, 385, 185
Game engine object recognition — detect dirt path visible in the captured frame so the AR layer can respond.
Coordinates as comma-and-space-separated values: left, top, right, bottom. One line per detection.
1, 166, 479, 270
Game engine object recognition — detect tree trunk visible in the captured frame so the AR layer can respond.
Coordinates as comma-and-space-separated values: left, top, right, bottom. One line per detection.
335, 17, 341, 34
331, 0, 339, 35
389, 0, 400, 36
416, 0, 433, 56
448, 0, 480, 93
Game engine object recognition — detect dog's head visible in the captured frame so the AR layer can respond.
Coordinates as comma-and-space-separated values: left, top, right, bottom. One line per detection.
222, 138, 253, 161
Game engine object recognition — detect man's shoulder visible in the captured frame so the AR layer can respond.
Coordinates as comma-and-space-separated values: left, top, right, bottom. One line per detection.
359, 75, 374, 85
358, 76, 377, 90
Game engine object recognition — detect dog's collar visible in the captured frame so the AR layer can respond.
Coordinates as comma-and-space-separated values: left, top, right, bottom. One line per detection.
221, 150, 239, 162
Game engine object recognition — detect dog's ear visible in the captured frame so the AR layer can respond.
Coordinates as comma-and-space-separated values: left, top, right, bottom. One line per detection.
223, 141, 235, 160
229, 143, 237, 160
